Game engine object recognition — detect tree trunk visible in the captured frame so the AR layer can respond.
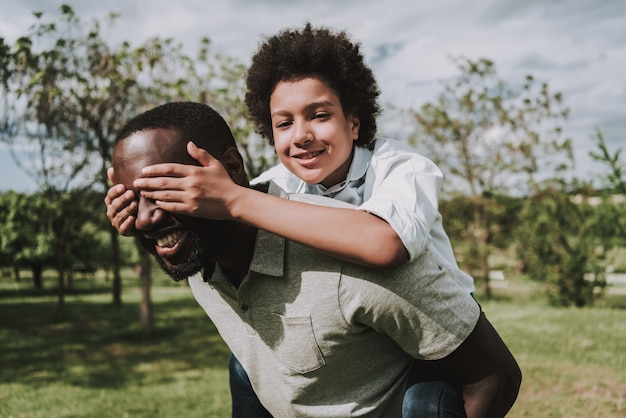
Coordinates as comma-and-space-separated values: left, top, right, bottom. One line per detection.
13, 265, 21, 282
110, 228, 123, 306
471, 197, 492, 298
55, 270, 66, 322
479, 228, 492, 299
55, 246, 66, 322
66, 270, 73, 289
32, 264, 43, 289
136, 242, 154, 334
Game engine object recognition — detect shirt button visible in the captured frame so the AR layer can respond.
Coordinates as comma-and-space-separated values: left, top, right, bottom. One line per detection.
241, 304, 249, 311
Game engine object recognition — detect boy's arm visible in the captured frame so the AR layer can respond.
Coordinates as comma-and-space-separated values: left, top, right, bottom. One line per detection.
135, 142, 408, 269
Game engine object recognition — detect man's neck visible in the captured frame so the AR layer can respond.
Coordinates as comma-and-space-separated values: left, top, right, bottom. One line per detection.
214, 224, 258, 287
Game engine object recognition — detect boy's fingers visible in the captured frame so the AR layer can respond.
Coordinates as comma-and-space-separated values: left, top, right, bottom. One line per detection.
141, 163, 188, 177
187, 141, 215, 167
134, 175, 184, 191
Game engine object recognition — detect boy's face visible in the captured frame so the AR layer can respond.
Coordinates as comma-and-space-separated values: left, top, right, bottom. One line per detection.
269, 77, 360, 188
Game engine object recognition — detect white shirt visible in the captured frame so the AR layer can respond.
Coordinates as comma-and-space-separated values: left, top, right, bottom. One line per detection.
253, 137, 475, 293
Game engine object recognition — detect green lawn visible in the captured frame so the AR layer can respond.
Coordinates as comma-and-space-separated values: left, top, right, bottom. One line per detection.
1, 272, 625, 417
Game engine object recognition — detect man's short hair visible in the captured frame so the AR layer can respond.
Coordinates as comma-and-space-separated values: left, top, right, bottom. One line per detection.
116, 102, 237, 158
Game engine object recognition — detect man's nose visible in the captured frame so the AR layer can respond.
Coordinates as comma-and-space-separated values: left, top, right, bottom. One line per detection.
134, 196, 164, 232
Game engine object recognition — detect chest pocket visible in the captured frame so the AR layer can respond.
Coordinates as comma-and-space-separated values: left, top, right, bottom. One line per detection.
271, 313, 325, 374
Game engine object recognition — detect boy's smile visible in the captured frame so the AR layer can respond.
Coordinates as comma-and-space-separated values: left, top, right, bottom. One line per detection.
270, 77, 360, 188
291, 149, 326, 166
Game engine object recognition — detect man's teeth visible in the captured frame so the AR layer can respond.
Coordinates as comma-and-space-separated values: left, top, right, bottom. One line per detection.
156, 231, 183, 248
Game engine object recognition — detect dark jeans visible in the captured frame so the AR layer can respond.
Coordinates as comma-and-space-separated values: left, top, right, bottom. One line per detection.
229, 355, 273, 418
229, 354, 466, 418
402, 379, 466, 418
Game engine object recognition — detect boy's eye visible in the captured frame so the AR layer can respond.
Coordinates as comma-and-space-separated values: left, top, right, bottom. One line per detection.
313, 112, 331, 120
275, 120, 292, 129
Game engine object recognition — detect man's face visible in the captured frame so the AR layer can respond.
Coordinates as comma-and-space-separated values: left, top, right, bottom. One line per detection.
113, 128, 225, 281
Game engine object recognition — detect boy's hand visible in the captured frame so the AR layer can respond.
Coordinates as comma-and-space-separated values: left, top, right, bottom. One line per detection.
134, 141, 239, 220
104, 167, 138, 236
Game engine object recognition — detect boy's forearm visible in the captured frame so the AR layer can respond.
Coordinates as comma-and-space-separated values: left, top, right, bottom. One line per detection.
463, 368, 521, 418
229, 187, 408, 269
454, 313, 522, 418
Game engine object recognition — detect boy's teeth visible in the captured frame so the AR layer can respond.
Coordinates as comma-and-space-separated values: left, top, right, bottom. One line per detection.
300, 150, 322, 159
156, 231, 183, 248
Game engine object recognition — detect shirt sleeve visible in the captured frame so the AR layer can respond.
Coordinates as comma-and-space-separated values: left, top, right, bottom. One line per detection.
338, 249, 480, 360
358, 141, 444, 261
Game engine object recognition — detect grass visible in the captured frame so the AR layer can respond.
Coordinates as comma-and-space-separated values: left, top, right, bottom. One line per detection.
1, 271, 625, 417
478, 276, 626, 417
0, 272, 232, 418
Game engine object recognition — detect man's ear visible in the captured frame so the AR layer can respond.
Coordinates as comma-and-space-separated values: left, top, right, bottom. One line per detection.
107, 167, 117, 184
222, 147, 248, 183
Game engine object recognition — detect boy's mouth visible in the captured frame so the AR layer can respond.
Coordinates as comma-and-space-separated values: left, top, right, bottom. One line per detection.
293, 149, 324, 161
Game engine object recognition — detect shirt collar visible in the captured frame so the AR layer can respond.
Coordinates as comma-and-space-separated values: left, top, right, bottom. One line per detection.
247, 182, 285, 277
203, 181, 287, 282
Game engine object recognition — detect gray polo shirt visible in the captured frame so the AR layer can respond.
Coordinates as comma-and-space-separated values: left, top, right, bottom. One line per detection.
188, 184, 480, 417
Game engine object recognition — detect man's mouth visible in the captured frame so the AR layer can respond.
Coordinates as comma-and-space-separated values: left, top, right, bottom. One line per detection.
156, 231, 184, 248
146, 229, 190, 261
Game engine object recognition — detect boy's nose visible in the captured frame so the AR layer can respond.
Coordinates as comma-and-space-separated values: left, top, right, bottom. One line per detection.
134, 196, 164, 232
294, 124, 313, 147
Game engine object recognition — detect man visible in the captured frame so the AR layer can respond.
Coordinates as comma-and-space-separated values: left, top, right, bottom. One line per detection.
106, 102, 521, 417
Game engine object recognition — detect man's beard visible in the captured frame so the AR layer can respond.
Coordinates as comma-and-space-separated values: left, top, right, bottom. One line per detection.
151, 232, 210, 282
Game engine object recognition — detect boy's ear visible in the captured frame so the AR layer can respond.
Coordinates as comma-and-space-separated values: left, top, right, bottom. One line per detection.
222, 147, 247, 183
351, 116, 360, 140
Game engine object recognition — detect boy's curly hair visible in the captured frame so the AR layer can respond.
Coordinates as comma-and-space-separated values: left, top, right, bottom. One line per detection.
245, 23, 381, 148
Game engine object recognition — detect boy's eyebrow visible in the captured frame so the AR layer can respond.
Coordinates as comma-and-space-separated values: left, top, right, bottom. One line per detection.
271, 100, 337, 118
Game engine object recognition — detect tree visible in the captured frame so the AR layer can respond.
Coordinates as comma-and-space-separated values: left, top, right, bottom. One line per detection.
590, 128, 626, 194
515, 183, 605, 307
410, 57, 573, 297
46, 188, 107, 320
0, 191, 53, 286
440, 193, 524, 273
2, 7, 144, 308
588, 128, 626, 260
1, 5, 257, 329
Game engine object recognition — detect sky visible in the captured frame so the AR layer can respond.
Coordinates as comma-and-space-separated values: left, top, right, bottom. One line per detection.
1, 0, 625, 192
